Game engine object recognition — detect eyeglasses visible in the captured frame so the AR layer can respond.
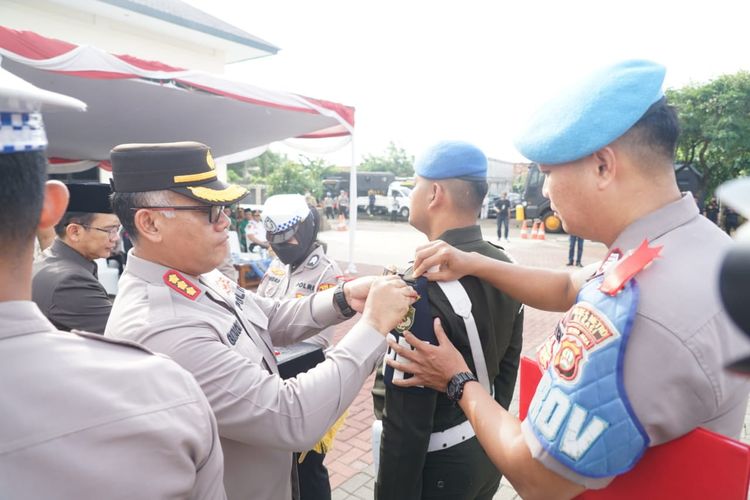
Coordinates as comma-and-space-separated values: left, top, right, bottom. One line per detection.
132, 205, 226, 224
78, 224, 122, 238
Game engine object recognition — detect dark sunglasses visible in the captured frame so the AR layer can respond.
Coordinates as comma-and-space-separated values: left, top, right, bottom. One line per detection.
132, 205, 225, 224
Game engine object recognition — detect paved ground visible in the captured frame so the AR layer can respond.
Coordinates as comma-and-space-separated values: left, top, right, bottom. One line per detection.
313, 218, 750, 499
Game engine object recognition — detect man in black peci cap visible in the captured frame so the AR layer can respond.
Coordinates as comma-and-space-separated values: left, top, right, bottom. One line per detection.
105, 141, 418, 500
32, 182, 120, 333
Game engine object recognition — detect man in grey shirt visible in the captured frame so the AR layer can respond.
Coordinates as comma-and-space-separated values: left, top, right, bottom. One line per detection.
33, 182, 118, 333
0, 66, 225, 499
385, 60, 750, 499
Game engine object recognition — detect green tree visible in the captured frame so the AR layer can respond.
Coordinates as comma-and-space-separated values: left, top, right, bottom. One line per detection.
298, 155, 336, 199
265, 160, 320, 196
359, 142, 415, 177
667, 71, 750, 198
227, 150, 288, 187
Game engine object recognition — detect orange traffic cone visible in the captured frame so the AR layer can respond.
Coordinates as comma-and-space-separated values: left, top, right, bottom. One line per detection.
537, 222, 546, 240
520, 220, 529, 239
530, 221, 540, 239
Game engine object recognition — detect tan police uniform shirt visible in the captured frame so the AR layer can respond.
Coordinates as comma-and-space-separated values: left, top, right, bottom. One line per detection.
521, 193, 750, 488
105, 252, 386, 500
32, 239, 113, 333
257, 243, 342, 348
0, 300, 225, 499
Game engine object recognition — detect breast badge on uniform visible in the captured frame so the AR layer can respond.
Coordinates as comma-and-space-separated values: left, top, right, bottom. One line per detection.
305, 254, 320, 269
163, 270, 201, 300
317, 282, 336, 292
394, 305, 416, 334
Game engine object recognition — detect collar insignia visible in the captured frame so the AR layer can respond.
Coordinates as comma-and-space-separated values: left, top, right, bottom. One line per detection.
163, 270, 201, 300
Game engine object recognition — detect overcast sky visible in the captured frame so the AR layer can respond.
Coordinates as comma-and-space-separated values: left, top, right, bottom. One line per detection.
184, 0, 750, 165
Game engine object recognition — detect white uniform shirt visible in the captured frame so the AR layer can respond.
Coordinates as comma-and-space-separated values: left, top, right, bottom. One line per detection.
0, 301, 225, 499
257, 244, 342, 348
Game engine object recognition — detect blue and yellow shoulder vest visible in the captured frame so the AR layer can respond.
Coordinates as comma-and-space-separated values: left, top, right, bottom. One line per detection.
527, 241, 661, 477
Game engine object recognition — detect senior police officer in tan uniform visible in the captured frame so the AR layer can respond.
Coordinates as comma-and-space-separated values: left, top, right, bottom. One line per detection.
104, 142, 418, 500
258, 194, 344, 500
0, 67, 225, 498
32, 182, 118, 333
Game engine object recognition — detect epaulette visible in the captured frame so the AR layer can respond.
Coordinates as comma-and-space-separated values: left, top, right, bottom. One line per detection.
163, 270, 201, 300
70, 329, 155, 355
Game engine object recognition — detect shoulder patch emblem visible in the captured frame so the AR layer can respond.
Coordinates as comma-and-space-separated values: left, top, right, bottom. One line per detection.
163, 270, 201, 300
317, 282, 336, 291
305, 254, 320, 269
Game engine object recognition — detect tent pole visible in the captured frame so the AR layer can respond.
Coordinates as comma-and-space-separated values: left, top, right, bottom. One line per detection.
346, 134, 358, 275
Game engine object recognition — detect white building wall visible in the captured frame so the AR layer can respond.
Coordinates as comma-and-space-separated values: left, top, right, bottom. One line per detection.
487, 158, 514, 195
1, 0, 226, 73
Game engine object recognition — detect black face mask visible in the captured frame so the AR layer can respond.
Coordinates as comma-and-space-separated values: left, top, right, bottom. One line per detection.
271, 212, 317, 267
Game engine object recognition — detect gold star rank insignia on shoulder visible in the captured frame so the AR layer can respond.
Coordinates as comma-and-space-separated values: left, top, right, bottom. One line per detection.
163, 270, 201, 300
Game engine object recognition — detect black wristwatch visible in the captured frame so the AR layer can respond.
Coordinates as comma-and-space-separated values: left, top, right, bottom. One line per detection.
446, 372, 477, 404
333, 282, 356, 318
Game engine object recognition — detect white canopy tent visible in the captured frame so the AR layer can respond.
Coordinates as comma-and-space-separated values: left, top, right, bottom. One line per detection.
0, 25, 361, 271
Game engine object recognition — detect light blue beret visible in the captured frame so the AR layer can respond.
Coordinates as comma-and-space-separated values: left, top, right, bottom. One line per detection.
414, 140, 487, 180
514, 59, 666, 165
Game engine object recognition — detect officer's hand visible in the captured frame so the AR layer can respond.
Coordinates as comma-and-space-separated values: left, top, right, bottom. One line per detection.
361, 275, 418, 335
386, 318, 469, 392
412, 240, 476, 281
342, 276, 377, 313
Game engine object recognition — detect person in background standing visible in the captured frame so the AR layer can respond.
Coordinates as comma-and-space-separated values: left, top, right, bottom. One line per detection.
338, 190, 350, 219
494, 192, 511, 242
567, 235, 584, 267
323, 192, 335, 220
704, 198, 719, 226
225, 207, 238, 232
389, 191, 400, 222
368, 189, 377, 217
238, 208, 251, 252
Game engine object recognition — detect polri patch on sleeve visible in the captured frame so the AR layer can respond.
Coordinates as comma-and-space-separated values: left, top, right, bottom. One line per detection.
305, 254, 320, 269
163, 270, 201, 300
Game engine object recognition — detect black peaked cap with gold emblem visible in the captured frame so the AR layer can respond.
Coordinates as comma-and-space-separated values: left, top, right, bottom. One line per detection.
65, 182, 113, 213
110, 141, 248, 205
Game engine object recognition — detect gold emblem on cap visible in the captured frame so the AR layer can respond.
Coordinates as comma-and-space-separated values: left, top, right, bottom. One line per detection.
206, 151, 216, 170
187, 184, 248, 202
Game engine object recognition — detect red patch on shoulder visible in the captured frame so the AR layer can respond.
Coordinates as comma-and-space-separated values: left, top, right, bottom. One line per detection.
163, 270, 201, 300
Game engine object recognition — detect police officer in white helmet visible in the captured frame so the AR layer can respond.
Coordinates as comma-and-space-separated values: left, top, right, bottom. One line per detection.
258, 194, 343, 499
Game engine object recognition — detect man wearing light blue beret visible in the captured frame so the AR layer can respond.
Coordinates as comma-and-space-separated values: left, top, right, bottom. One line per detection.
374, 140, 523, 499
383, 60, 750, 498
